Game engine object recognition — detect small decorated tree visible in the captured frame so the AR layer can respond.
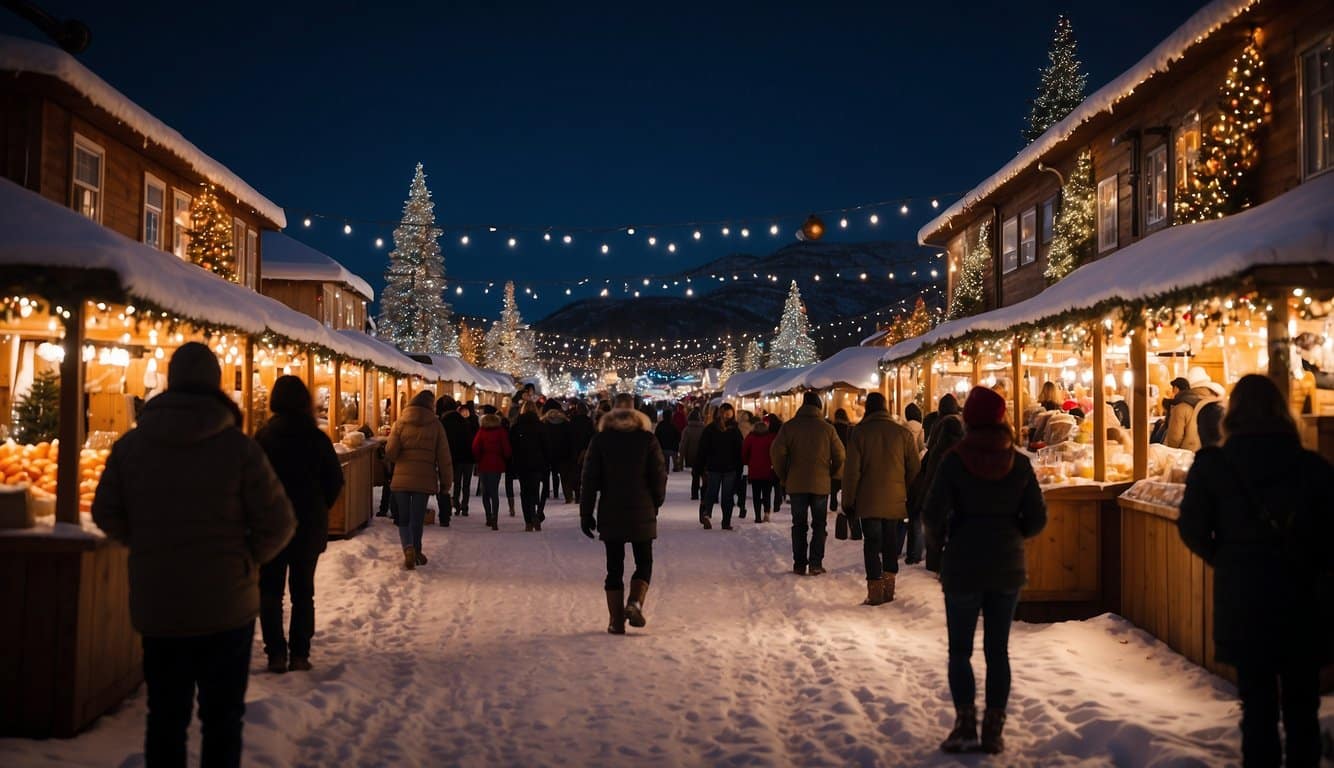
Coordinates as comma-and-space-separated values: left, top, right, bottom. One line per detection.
900, 297, 934, 339
768, 281, 819, 368
1044, 150, 1096, 283
948, 222, 989, 320
13, 370, 60, 444
187, 183, 236, 281
719, 343, 738, 385
742, 338, 764, 371
1023, 16, 1087, 144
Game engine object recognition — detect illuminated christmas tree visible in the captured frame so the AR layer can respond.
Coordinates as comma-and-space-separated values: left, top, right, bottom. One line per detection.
1024, 16, 1087, 143
900, 297, 934, 339
457, 319, 478, 364
948, 222, 989, 320
743, 338, 764, 371
186, 183, 235, 281
719, 343, 738, 385
13, 370, 59, 444
483, 282, 535, 377
1044, 149, 1096, 284
768, 281, 818, 368
1176, 31, 1268, 223
378, 164, 457, 354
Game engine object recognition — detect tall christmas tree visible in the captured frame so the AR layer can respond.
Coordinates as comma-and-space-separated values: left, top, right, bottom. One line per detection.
1176, 31, 1268, 223
948, 222, 990, 320
483, 282, 535, 377
378, 164, 457, 354
719, 343, 738, 385
900, 296, 934, 339
768, 281, 819, 368
187, 183, 236, 282
1023, 16, 1087, 144
1044, 150, 1096, 284
742, 338, 764, 372
13, 370, 60, 444
457, 319, 479, 364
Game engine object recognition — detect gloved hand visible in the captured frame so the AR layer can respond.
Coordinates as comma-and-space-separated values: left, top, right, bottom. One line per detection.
580, 516, 596, 539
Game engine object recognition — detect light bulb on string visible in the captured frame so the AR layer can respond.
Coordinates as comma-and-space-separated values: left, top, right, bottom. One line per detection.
769, 224, 779, 235
931, 199, 940, 209
722, 227, 730, 236
303, 217, 311, 227
869, 213, 879, 225
600, 244, 609, 254
693, 230, 701, 240
648, 236, 657, 246
507, 237, 517, 248
343, 223, 352, 234
668, 243, 676, 253
839, 217, 848, 228
741, 228, 750, 238
543, 233, 551, 242
460, 235, 469, 245
627, 227, 636, 235
374, 237, 383, 248
900, 203, 909, 215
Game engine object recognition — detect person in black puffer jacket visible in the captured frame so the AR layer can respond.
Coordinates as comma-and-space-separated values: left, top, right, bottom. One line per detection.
254, 376, 345, 674
438, 395, 477, 523
509, 403, 550, 531
924, 387, 1046, 757
696, 403, 744, 529
568, 401, 597, 503
1179, 374, 1334, 768
654, 409, 682, 473
542, 400, 576, 504
580, 394, 668, 634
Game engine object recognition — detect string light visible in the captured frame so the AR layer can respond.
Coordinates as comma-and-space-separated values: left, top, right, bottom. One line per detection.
460, 235, 469, 245
343, 223, 352, 234
869, 213, 879, 225
507, 237, 517, 247
374, 237, 383, 248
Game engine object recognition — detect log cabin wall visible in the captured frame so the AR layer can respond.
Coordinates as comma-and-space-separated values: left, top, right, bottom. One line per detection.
262, 279, 370, 330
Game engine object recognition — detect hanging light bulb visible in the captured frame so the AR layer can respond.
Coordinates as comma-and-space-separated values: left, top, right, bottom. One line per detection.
931, 198, 940, 209
508, 237, 517, 247
627, 227, 636, 235
343, 223, 352, 234
722, 226, 730, 236
900, 203, 909, 215
869, 213, 879, 225
796, 214, 826, 242
769, 224, 779, 235
375, 237, 384, 248
648, 236, 657, 246
668, 243, 677, 253
460, 234, 469, 245
600, 244, 609, 254
303, 217, 311, 227
693, 230, 701, 240
741, 228, 750, 238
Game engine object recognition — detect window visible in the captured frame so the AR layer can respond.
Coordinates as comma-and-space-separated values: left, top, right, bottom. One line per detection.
1001, 216, 1018, 273
1175, 112, 1200, 194
246, 229, 258, 289
233, 218, 246, 283
323, 284, 338, 327
1145, 145, 1169, 226
172, 190, 192, 259
1301, 36, 1333, 177
1019, 209, 1037, 265
143, 174, 165, 249
72, 134, 104, 221
1040, 196, 1057, 245
1097, 176, 1118, 252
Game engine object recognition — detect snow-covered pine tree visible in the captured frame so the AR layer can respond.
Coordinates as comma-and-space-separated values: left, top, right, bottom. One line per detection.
1176, 31, 1268, 223
742, 338, 764, 372
719, 343, 738, 385
768, 281, 819, 368
187, 183, 236, 282
1044, 150, 1096, 283
12, 369, 59, 444
1023, 15, 1087, 144
377, 163, 455, 354
948, 222, 990, 320
482, 282, 535, 377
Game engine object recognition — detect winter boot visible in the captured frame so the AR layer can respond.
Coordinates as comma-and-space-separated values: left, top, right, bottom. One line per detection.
862, 579, 887, 606
605, 590, 626, 635
288, 656, 312, 672
940, 705, 978, 753
849, 516, 863, 541
980, 709, 1006, 754
403, 546, 416, 571
882, 572, 897, 602
700, 515, 712, 530
415, 551, 428, 566
764, 511, 771, 523
625, 579, 649, 628
267, 654, 287, 674
525, 523, 534, 532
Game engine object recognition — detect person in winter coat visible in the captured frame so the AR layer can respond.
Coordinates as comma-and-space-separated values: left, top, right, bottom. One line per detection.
654, 410, 682, 473
911, 413, 964, 571
568, 400, 597, 503
923, 387, 1046, 756
1164, 371, 1213, 451
438, 396, 477, 524
696, 403, 744, 529
741, 419, 778, 522
734, 410, 754, 517
540, 400, 575, 504
471, 411, 512, 530
904, 402, 926, 456
842, 393, 921, 605
679, 408, 706, 500
771, 392, 845, 575
764, 412, 787, 511
509, 402, 550, 531
254, 376, 345, 674
93, 342, 296, 768
580, 393, 668, 634
672, 403, 688, 438
829, 408, 852, 512
1178, 374, 1334, 768
386, 390, 453, 569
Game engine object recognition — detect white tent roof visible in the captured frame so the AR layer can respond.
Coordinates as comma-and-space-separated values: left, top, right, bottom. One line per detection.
262, 232, 374, 300
0, 34, 286, 228
412, 354, 513, 394
724, 367, 810, 398
801, 346, 886, 391
888, 172, 1334, 365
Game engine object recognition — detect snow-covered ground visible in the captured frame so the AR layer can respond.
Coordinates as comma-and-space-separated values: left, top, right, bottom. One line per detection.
4, 472, 1330, 767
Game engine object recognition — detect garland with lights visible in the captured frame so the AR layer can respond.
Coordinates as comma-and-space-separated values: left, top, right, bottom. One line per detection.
1044, 149, 1096, 284
186, 183, 237, 282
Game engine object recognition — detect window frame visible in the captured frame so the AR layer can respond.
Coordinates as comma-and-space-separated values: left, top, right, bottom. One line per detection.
1019, 208, 1037, 266
1175, 112, 1201, 196
999, 216, 1019, 274
172, 190, 192, 259
71, 133, 105, 223
1097, 175, 1118, 253
245, 228, 259, 289
142, 173, 166, 249
232, 217, 246, 284
323, 283, 338, 327
1145, 144, 1169, 227
1299, 33, 1334, 180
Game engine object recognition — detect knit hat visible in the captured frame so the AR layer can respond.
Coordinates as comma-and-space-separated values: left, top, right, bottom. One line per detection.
962, 386, 1007, 428
865, 392, 887, 413
802, 391, 823, 410
167, 342, 222, 392
1187, 366, 1211, 388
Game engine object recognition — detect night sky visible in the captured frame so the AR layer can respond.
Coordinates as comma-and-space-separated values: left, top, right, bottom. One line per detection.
3, 1, 1209, 320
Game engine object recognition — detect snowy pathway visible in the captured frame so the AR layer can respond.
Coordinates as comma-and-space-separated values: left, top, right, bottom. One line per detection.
4, 472, 1331, 767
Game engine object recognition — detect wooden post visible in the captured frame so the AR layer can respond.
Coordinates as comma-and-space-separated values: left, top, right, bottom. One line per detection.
923, 358, 935, 413
305, 353, 315, 389
242, 337, 254, 434
1131, 322, 1149, 481
393, 378, 402, 422
1092, 326, 1106, 482
55, 302, 86, 525
1267, 294, 1291, 403
329, 358, 342, 440
892, 366, 902, 418
1011, 342, 1024, 441
970, 348, 982, 389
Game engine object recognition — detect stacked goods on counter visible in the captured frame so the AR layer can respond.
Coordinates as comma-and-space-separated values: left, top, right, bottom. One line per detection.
0, 439, 110, 521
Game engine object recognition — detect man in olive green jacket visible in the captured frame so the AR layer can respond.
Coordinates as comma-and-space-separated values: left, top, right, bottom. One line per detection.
771, 392, 845, 575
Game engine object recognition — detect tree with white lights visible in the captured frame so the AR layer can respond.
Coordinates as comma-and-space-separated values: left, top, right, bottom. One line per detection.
768, 281, 819, 368
743, 338, 764, 372
378, 163, 457, 354
483, 281, 535, 377
1044, 149, 1095, 284
719, 343, 738, 385
1024, 15, 1087, 144
948, 221, 989, 320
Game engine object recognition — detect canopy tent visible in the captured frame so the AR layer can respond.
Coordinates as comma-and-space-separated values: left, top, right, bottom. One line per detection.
801, 346, 886, 391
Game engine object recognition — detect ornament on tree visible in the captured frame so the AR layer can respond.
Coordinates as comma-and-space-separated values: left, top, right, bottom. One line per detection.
483, 282, 536, 378
1044, 149, 1096, 284
768, 281, 819, 368
948, 222, 990, 320
1023, 15, 1087, 144
795, 214, 826, 242
13, 370, 60, 445
186, 183, 236, 282
378, 164, 458, 354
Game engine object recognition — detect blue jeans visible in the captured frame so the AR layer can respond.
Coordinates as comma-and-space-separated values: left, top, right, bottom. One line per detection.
700, 470, 738, 526
860, 518, 905, 579
479, 472, 502, 524
788, 493, 828, 569
393, 491, 428, 552
944, 590, 1020, 711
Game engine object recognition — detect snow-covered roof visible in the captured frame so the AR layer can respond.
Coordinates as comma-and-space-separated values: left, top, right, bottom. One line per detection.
887, 172, 1334, 365
332, 331, 436, 380
724, 366, 812, 398
917, 0, 1257, 245
0, 34, 287, 228
412, 354, 512, 393
262, 232, 374, 300
802, 346, 886, 391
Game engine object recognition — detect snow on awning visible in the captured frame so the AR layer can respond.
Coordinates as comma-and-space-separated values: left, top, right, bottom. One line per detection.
725, 367, 810, 398
917, 0, 1257, 245
887, 172, 1334, 365
332, 331, 436, 379
802, 346, 886, 392
0, 34, 286, 229
262, 232, 375, 300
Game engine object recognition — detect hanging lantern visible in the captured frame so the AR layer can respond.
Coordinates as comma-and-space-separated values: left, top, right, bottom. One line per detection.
795, 214, 826, 242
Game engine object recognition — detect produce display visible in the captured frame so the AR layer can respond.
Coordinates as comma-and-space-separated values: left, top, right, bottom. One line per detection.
1033, 441, 1134, 486
1121, 480, 1186, 508
0, 439, 110, 517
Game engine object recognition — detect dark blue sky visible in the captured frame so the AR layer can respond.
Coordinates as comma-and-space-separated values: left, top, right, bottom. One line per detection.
4, 1, 1208, 319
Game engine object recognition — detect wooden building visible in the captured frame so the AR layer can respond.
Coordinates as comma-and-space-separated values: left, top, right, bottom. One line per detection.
261, 231, 374, 331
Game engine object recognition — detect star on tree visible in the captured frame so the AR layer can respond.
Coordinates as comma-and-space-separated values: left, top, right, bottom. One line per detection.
948, 222, 990, 320
377, 163, 457, 354
768, 281, 819, 368
1023, 15, 1087, 144
1044, 149, 1097, 284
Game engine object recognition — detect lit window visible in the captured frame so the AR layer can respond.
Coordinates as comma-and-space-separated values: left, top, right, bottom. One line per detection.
323, 284, 338, 327
1301, 36, 1333, 177
1001, 216, 1018, 274
72, 135, 104, 221
1175, 113, 1200, 195
1019, 209, 1037, 265
1145, 145, 1169, 226
143, 174, 165, 249
172, 190, 192, 259
246, 229, 258, 289
233, 218, 246, 283
1040, 196, 1057, 245
1097, 176, 1118, 253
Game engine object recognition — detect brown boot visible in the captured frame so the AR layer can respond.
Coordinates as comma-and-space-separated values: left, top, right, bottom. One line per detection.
403, 546, 416, 570
881, 572, 896, 602
940, 705, 978, 753
980, 708, 1006, 754
605, 590, 626, 635
862, 578, 886, 606
625, 579, 649, 628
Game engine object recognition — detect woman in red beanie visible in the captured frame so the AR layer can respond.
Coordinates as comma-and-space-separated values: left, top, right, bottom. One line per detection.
923, 386, 1046, 755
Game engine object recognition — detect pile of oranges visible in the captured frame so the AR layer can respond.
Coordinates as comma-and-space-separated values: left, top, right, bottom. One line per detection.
0, 440, 109, 514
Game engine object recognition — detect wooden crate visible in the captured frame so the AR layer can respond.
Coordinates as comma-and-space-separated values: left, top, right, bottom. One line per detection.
1016, 483, 1126, 622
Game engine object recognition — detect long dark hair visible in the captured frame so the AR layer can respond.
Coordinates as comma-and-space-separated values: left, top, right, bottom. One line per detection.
1223, 374, 1298, 441
270, 375, 315, 425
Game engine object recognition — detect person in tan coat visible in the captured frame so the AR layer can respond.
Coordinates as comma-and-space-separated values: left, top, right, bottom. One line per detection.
842, 393, 921, 605
386, 389, 452, 569
771, 392, 846, 575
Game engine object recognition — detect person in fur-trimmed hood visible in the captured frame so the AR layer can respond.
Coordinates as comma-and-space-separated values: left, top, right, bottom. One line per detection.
580, 393, 668, 634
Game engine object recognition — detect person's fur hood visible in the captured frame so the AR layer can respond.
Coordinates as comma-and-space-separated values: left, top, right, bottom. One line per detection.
598, 407, 652, 433
480, 413, 504, 429
542, 408, 569, 425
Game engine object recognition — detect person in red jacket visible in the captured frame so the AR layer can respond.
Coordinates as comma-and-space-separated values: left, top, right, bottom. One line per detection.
471, 411, 512, 530
741, 419, 779, 523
